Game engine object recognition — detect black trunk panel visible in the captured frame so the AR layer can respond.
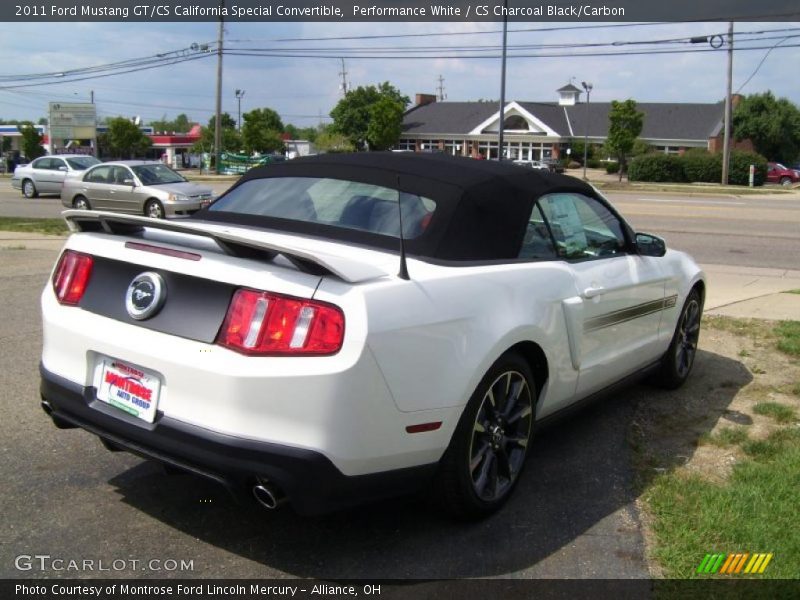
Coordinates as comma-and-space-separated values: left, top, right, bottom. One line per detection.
79, 256, 235, 344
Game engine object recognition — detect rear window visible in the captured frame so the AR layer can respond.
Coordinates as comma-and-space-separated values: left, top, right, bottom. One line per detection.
209, 177, 436, 239
66, 156, 100, 170
132, 164, 186, 185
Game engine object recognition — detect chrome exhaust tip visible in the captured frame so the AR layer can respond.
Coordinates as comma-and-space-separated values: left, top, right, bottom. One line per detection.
252, 479, 287, 510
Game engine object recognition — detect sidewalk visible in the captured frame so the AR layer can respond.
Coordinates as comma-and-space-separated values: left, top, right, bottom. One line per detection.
702, 264, 800, 320
2, 232, 799, 320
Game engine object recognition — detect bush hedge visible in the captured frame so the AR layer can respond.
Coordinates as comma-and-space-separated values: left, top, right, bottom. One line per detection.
682, 149, 721, 183
627, 150, 768, 185
606, 162, 620, 174
628, 154, 686, 182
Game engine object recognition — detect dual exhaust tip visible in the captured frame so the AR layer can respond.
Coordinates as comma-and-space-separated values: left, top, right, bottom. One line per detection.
252, 478, 287, 510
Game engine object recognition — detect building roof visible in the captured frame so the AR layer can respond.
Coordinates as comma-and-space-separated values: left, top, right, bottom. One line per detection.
402, 100, 725, 142
556, 83, 582, 93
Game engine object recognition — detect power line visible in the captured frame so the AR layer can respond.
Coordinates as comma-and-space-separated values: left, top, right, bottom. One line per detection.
222, 42, 800, 61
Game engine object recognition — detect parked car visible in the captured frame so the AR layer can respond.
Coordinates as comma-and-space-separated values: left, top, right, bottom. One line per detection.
12, 154, 100, 198
766, 162, 800, 186
61, 161, 214, 218
40, 153, 704, 518
542, 159, 565, 174
512, 159, 549, 171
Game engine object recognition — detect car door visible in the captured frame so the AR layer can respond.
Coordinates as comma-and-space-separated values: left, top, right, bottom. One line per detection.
538, 192, 668, 397
43, 157, 70, 193
29, 157, 54, 191
106, 166, 141, 213
81, 165, 114, 209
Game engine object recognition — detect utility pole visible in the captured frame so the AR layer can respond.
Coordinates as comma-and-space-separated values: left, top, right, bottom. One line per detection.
235, 89, 245, 131
721, 21, 733, 186
436, 75, 447, 101
339, 58, 348, 96
497, 0, 508, 162
214, 1, 224, 175
581, 81, 593, 181
90, 90, 94, 104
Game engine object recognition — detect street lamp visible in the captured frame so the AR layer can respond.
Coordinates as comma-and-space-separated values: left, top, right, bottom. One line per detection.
581, 81, 593, 181
235, 89, 246, 131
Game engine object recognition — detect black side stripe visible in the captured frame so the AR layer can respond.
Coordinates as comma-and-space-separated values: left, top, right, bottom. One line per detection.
584, 295, 678, 333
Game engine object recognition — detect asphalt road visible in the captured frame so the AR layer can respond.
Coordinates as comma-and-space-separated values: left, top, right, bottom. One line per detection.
1, 179, 798, 270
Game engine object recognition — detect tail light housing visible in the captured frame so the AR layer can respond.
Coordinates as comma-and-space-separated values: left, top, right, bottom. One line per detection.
52, 250, 94, 305
217, 289, 345, 356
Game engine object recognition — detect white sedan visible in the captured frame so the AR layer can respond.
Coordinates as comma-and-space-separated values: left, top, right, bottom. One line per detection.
40, 153, 704, 518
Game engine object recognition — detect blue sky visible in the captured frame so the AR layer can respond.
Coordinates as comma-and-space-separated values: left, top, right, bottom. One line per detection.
2, 21, 799, 128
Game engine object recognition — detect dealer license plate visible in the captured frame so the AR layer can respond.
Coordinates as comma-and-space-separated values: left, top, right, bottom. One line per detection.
96, 359, 161, 423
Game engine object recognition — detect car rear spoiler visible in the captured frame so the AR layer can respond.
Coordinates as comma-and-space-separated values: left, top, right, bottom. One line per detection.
62, 210, 390, 284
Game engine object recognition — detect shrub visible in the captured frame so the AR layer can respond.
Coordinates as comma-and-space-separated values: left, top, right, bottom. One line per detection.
567, 160, 581, 169
587, 159, 603, 169
682, 149, 722, 183
728, 150, 768, 186
605, 162, 620, 174
628, 154, 686, 182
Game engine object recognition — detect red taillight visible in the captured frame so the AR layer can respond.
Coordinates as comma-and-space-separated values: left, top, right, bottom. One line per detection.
52, 250, 94, 305
217, 289, 345, 356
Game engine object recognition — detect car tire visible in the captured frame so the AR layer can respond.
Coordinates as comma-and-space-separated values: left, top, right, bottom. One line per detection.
780, 177, 792, 187
654, 288, 703, 390
145, 199, 165, 219
436, 352, 535, 520
72, 196, 91, 211
22, 179, 38, 198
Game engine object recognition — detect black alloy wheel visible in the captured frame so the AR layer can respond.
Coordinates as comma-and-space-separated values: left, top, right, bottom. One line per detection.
437, 352, 535, 519
655, 288, 703, 389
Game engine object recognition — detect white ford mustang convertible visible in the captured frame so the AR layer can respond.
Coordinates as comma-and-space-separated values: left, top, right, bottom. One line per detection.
40, 153, 704, 518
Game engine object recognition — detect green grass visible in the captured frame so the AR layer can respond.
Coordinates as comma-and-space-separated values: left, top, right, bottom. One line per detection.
753, 402, 797, 424
646, 429, 800, 578
774, 321, 800, 357
783, 289, 800, 295
701, 427, 749, 447
0, 217, 68, 235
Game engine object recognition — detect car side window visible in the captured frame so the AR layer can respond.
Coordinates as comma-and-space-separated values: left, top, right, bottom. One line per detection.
538, 193, 627, 260
51, 159, 67, 171
85, 166, 112, 184
111, 166, 133, 185
518, 203, 558, 260
32, 158, 50, 170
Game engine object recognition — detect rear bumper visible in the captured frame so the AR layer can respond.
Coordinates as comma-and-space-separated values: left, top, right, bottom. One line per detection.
40, 366, 438, 515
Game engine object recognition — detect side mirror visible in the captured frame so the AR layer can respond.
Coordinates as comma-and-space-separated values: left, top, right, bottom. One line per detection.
636, 232, 667, 257
122, 178, 135, 186
58, 166, 68, 171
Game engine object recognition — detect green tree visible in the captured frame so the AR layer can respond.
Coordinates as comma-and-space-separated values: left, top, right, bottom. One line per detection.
105, 117, 152, 159
366, 96, 405, 151
606, 99, 644, 181
19, 122, 46, 160
330, 82, 410, 151
284, 124, 320, 143
150, 113, 192, 133
314, 125, 355, 153
241, 108, 284, 154
733, 92, 800, 163
191, 113, 240, 155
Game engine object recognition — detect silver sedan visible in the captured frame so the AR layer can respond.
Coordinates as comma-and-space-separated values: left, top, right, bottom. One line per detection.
12, 154, 101, 198
61, 161, 214, 218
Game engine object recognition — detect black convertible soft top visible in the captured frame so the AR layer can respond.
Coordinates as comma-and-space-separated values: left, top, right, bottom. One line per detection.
194, 152, 598, 262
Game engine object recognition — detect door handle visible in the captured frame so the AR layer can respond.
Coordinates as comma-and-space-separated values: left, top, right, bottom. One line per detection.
583, 286, 606, 299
